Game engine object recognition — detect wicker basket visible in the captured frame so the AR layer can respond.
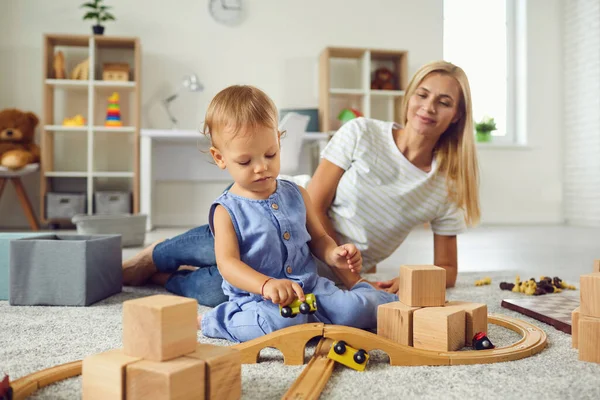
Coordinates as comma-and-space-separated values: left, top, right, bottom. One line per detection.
71, 214, 147, 248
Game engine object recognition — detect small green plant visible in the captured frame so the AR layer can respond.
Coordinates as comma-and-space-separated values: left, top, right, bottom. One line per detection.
475, 116, 497, 134
81, 0, 115, 34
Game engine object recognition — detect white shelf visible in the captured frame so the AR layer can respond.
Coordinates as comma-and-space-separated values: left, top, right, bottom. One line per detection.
45, 79, 89, 88
45, 171, 88, 178
93, 126, 136, 133
329, 88, 365, 95
93, 80, 136, 90
370, 90, 405, 97
92, 172, 135, 178
44, 125, 87, 132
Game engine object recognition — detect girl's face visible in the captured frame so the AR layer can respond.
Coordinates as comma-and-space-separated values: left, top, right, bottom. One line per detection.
210, 125, 281, 197
406, 72, 462, 139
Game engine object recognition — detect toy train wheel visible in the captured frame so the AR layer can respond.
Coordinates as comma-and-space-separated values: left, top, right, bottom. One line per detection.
353, 349, 367, 364
299, 302, 311, 315
309, 299, 317, 314
281, 306, 293, 318
333, 341, 347, 355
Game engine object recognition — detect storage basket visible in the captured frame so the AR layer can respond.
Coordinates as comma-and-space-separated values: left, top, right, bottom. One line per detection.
71, 214, 147, 247
47, 192, 86, 219
94, 191, 131, 215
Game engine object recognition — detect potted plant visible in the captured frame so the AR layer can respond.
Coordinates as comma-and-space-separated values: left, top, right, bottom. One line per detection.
81, 0, 116, 35
474, 115, 497, 143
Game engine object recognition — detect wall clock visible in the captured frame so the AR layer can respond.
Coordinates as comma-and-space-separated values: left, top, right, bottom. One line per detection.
209, 0, 244, 26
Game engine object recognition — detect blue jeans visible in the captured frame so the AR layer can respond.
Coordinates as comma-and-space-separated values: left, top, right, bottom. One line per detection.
153, 225, 228, 307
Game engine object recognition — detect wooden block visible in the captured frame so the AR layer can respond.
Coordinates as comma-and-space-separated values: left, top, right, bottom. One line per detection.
103, 63, 130, 81
399, 265, 446, 307
123, 294, 198, 361
444, 301, 488, 346
578, 315, 600, 363
82, 349, 141, 400
580, 273, 600, 318
377, 301, 421, 346
594, 259, 600, 273
187, 344, 241, 400
572, 306, 580, 349
126, 356, 206, 400
413, 307, 465, 351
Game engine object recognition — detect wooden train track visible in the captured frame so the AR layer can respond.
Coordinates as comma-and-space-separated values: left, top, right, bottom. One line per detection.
10, 361, 81, 400
10, 313, 546, 399
231, 313, 547, 366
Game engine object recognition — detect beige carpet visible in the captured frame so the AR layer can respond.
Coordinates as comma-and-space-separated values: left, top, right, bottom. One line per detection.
1, 271, 599, 399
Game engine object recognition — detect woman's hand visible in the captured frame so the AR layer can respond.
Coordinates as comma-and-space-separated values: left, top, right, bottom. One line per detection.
262, 278, 305, 307
376, 277, 400, 294
329, 244, 362, 273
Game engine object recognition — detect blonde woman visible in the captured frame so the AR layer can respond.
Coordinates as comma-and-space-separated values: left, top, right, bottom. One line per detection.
309, 60, 480, 292
123, 61, 480, 304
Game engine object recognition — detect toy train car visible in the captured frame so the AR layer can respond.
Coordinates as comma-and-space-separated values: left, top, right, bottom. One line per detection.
0, 374, 12, 400
327, 340, 369, 372
280, 293, 317, 318
473, 332, 495, 350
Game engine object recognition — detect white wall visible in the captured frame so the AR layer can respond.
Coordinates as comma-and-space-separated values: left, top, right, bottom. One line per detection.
478, 0, 564, 225
0, 0, 565, 228
563, 0, 600, 226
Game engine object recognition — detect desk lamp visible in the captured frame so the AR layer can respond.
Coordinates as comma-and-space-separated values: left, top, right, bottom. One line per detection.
163, 74, 204, 129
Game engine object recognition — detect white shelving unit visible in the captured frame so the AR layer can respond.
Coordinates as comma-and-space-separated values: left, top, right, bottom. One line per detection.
41, 34, 141, 225
319, 47, 408, 132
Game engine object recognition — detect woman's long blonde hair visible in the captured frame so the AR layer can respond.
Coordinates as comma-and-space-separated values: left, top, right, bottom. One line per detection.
401, 61, 480, 226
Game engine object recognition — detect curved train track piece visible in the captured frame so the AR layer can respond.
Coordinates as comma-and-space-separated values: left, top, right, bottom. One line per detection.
10, 313, 546, 399
231, 313, 547, 366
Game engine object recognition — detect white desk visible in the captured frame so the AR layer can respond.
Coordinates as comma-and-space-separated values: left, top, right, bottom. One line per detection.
140, 129, 329, 231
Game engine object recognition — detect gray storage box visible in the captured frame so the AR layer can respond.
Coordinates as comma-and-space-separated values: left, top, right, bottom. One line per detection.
0, 233, 49, 300
95, 191, 131, 215
72, 214, 146, 247
47, 192, 87, 219
9, 234, 122, 306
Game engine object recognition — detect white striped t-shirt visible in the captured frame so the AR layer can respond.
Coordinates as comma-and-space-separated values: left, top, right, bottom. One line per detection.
321, 117, 466, 269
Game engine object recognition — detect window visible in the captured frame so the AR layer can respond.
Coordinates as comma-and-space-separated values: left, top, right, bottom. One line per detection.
443, 0, 517, 143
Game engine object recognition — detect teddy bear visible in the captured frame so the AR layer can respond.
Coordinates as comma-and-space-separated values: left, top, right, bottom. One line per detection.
0, 108, 41, 170
371, 67, 396, 91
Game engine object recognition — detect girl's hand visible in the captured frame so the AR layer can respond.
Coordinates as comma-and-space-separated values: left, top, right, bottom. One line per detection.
330, 244, 362, 273
262, 278, 305, 307
376, 277, 400, 294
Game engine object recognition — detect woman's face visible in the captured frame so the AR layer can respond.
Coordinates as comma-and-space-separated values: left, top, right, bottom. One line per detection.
406, 72, 462, 139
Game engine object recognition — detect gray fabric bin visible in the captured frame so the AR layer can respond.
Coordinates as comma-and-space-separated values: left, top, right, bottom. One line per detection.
47, 192, 87, 219
9, 234, 122, 306
72, 214, 146, 247
95, 191, 131, 215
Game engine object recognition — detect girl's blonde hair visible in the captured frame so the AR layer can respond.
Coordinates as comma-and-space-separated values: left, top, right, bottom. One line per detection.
400, 60, 480, 226
203, 85, 279, 144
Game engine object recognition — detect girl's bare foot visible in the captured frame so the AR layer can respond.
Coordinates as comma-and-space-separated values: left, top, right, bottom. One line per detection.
122, 240, 163, 286
197, 315, 203, 330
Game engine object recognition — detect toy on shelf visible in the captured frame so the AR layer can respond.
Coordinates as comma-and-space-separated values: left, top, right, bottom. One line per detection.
102, 63, 129, 81
62, 115, 86, 127
53, 51, 66, 79
472, 332, 495, 350
500, 275, 577, 296
280, 293, 317, 318
475, 277, 492, 286
371, 67, 396, 90
327, 340, 369, 372
70, 58, 89, 80
337, 108, 363, 125
105, 92, 122, 127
